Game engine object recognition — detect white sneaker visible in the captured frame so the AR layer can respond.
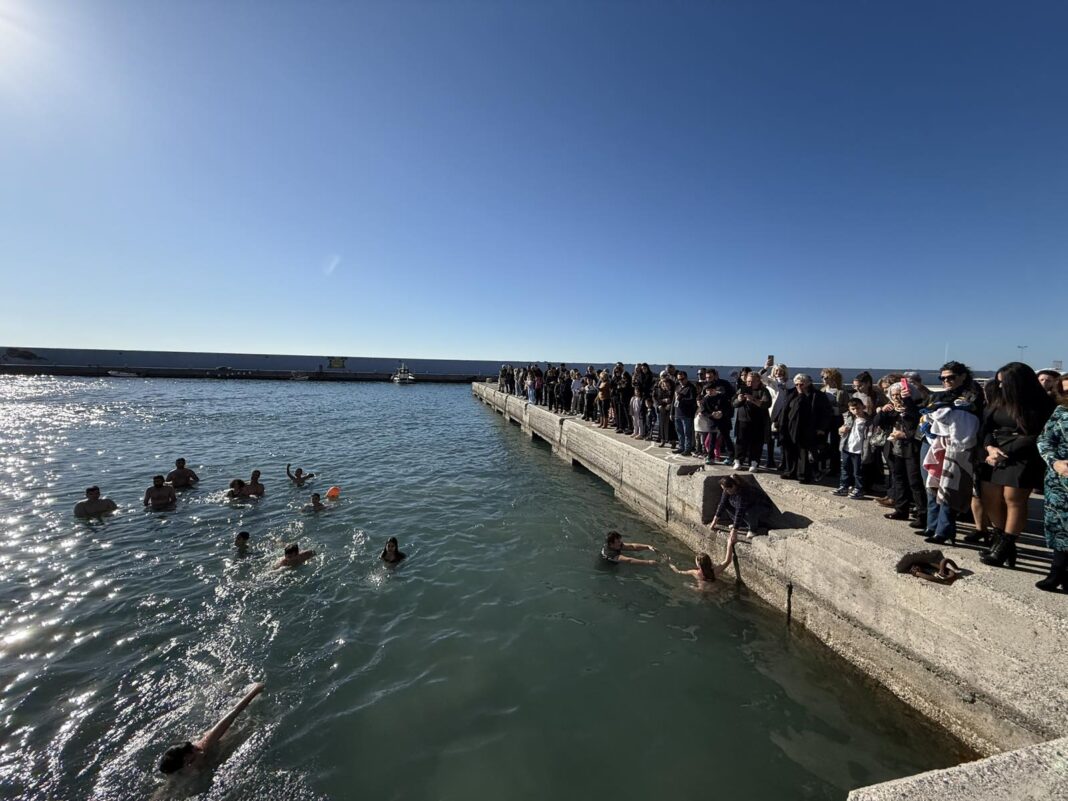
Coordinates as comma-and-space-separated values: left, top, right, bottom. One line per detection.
748, 464, 759, 473
732, 460, 742, 469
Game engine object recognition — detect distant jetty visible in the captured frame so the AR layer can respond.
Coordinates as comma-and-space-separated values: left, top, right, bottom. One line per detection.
0, 346, 498, 383
0, 346, 994, 385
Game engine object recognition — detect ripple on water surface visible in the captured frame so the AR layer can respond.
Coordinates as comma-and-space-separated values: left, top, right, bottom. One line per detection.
0, 377, 966, 800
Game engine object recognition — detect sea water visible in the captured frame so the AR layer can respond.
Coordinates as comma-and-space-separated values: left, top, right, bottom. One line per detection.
0, 377, 965, 800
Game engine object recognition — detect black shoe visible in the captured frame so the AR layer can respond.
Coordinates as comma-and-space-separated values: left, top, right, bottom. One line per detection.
1036, 550, 1068, 592
908, 517, 928, 530
963, 530, 992, 546
925, 532, 956, 545
884, 511, 909, 521
980, 533, 1018, 569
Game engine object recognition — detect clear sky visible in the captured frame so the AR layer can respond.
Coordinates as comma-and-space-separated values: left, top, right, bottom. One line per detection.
1, 0, 1065, 371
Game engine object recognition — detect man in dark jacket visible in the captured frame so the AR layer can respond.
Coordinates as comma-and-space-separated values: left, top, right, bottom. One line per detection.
777, 373, 833, 483
673, 370, 698, 456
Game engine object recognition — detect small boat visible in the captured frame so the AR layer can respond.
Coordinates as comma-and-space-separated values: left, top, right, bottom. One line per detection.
391, 363, 416, 384
289, 373, 310, 381
107, 370, 140, 378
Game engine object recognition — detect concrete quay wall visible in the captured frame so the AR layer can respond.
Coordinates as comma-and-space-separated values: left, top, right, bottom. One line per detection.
473, 383, 1068, 763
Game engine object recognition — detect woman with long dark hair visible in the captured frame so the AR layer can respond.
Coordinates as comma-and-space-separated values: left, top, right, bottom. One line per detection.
979, 363, 1056, 568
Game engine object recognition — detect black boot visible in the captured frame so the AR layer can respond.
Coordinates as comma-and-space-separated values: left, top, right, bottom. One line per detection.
963, 529, 992, 545
980, 529, 1003, 557
980, 533, 1018, 568
1036, 550, 1068, 592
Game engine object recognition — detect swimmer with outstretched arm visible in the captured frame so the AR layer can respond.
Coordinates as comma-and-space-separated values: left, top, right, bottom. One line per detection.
600, 530, 658, 565
669, 529, 738, 585
286, 464, 315, 486
158, 682, 265, 775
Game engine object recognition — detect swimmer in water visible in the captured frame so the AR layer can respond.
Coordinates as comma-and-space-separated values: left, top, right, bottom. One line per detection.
247, 470, 265, 497
234, 531, 250, 550
275, 542, 316, 568
74, 486, 118, 517
600, 530, 658, 565
143, 475, 178, 510
303, 493, 325, 512
381, 536, 406, 564
227, 479, 253, 499
668, 529, 738, 587
286, 464, 315, 486
157, 682, 265, 775
166, 458, 199, 489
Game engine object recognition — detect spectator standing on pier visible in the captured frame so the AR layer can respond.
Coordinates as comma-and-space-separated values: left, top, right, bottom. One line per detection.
979, 363, 1055, 568
733, 371, 771, 472
597, 371, 612, 429
877, 382, 926, 529
762, 362, 790, 470
571, 370, 584, 416
779, 374, 833, 483
820, 368, 850, 479
654, 373, 675, 446
922, 361, 985, 545
700, 381, 733, 465
673, 370, 698, 456
1036, 374, 1068, 591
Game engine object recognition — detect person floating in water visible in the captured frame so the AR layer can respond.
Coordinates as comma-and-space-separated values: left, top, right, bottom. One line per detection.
157, 682, 265, 775
247, 470, 265, 497
234, 531, 250, 550
600, 530, 658, 565
286, 464, 315, 486
275, 542, 316, 568
709, 476, 773, 539
144, 475, 178, 510
74, 486, 118, 517
166, 458, 200, 488
381, 536, 406, 564
669, 530, 739, 586
303, 493, 325, 512
227, 479, 253, 499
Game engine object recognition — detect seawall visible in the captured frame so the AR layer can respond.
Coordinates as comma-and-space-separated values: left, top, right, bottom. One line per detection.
473, 383, 1068, 793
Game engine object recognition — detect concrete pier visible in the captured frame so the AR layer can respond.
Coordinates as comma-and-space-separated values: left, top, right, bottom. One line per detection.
474, 383, 1068, 791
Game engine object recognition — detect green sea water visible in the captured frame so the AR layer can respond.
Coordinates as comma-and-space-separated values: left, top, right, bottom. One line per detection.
0, 377, 965, 800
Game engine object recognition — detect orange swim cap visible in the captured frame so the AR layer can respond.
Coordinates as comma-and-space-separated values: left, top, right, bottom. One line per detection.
325, 486, 341, 499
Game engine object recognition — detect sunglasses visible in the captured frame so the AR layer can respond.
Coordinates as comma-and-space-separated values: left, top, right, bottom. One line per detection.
939, 375, 959, 382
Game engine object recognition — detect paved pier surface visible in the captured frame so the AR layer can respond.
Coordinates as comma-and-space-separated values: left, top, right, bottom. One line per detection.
474, 384, 1067, 789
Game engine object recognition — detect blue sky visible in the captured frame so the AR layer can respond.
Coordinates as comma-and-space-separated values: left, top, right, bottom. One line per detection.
1, 0, 1065, 371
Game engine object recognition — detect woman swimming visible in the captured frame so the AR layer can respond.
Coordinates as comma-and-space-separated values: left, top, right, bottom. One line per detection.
380, 536, 406, 564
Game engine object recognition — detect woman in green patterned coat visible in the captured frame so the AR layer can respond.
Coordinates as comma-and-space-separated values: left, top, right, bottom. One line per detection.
1036, 374, 1068, 592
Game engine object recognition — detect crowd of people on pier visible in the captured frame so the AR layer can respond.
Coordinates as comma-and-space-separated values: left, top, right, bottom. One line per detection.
497, 358, 1068, 593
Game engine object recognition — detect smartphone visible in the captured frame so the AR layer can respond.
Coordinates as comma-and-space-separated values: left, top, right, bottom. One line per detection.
900, 378, 909, 394
767, 354, 774, 363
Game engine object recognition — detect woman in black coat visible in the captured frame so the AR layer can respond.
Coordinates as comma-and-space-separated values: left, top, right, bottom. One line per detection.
777, 374, 833, 484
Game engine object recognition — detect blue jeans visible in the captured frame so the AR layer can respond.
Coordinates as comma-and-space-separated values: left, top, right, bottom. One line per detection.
527, 387, 536, 403
675, 414, 694, 453
839, 452, 863, 492
926, 491, 956, 539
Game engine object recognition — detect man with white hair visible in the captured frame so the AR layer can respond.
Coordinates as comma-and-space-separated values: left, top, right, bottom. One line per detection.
777, 373, 834, 484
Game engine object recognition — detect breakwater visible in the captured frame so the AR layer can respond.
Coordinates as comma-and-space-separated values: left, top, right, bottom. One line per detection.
473, 382, 1068, 793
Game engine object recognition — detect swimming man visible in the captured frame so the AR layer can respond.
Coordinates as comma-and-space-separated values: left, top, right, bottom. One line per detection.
143, 475, 178, 510
286, 464, 315, 486
74, 486, 118, 517
275, 542, 316, 568
247, 470, 265, 497
600, 531, 658, 565
303, 493, 325, 512
158, 682, 265, 775
166, 458, 200, 488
